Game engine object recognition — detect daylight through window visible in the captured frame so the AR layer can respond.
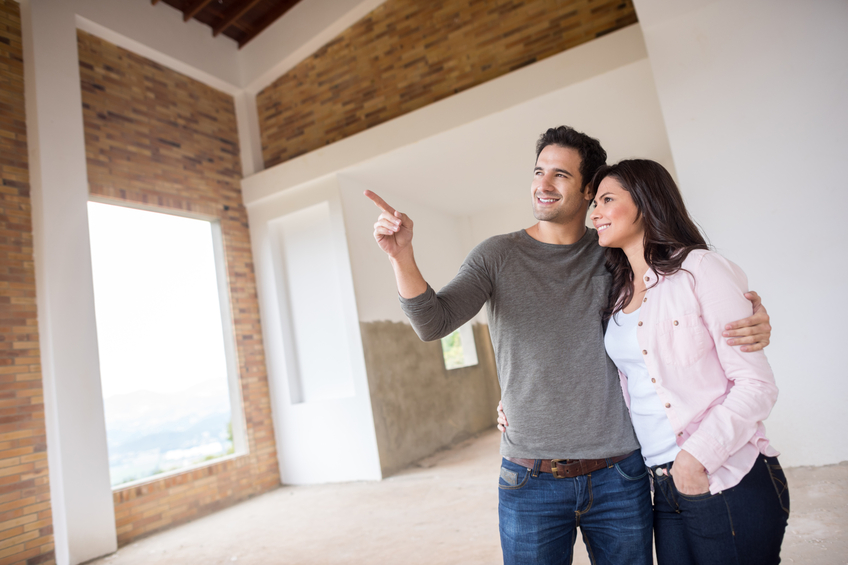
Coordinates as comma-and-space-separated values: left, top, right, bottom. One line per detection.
440, 321, 479, 370
88, 202, 243, 487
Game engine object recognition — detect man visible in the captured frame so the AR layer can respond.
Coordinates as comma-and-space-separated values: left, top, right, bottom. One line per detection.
366, 126, 770, 564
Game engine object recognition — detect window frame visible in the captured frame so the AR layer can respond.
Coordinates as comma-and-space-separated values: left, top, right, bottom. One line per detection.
87, 197, 249, 489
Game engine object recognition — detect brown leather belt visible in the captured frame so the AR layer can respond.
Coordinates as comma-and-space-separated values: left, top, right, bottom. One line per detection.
505, 451, 634, 479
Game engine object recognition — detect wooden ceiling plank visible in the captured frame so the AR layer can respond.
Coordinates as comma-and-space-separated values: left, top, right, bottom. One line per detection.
151, 0, 161, 5
183, 0, 216, 22
213, 0, 264, 37
237, 0, 301, 48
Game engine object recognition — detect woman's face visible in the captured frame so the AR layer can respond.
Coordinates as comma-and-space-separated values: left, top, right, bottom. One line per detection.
591, 176, 644, 251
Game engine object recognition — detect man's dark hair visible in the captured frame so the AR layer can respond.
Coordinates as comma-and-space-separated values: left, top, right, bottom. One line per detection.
535, 126, 607, 190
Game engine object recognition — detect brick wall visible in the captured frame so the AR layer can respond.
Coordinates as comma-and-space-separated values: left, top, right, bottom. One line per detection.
78, 30, 280, 546
257, 0, 638, 168
0, 2, 55, 565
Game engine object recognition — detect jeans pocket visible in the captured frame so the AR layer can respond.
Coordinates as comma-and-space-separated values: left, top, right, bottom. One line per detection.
764, 457, 790, 515
676, 489, 713, 501
666, 468, 712, 501
614, 453, 649, 481
498, 459, 530, 490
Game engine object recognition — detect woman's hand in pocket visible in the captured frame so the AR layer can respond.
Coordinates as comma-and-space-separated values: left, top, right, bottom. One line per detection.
671, 450, 711, 495
496, 401, 508, 432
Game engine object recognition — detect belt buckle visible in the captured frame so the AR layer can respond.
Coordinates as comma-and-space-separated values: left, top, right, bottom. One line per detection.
550, 459, 566, 479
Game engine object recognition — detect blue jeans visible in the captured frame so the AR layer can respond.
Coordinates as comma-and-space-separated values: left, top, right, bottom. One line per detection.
498, 451, 653, 565
652, 455, 790, 565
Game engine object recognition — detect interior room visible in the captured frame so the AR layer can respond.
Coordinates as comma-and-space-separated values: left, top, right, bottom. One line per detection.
2, 0, 846, 564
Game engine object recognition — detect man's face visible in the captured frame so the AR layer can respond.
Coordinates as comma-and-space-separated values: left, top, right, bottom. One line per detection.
530, 145, 592, 225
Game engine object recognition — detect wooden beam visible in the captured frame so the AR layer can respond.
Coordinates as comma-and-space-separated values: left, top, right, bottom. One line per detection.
213, 0, 264, 37
183, 0, 215, 22
238, 0, 301, 48
151, 0, 161, 5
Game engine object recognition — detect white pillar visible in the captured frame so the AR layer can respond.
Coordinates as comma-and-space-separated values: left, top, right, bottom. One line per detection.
234, 90, 264, 177
20, 0, 117, 563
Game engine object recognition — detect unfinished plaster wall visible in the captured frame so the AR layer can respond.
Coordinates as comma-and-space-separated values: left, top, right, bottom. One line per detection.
360, 322, 499, 476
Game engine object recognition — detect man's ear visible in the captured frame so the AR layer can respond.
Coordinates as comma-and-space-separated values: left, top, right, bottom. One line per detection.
582, 186, 593, 201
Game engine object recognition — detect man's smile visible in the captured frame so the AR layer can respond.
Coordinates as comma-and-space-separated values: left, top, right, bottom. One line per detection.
535, 195, 560, 204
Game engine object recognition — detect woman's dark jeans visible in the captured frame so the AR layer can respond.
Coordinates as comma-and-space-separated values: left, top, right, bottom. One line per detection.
652, 455, 790, 565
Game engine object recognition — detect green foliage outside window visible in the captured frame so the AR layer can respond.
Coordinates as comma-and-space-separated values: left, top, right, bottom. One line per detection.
441, 329, 465, 370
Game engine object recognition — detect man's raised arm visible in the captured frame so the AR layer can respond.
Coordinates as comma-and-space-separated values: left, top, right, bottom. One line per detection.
365, 190, 427, 299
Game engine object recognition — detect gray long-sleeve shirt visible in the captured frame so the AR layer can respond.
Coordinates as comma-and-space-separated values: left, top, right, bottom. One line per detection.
400, 229, 639, 459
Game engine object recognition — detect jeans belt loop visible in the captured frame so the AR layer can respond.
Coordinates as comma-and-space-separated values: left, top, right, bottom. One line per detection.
531, 459, 541, 478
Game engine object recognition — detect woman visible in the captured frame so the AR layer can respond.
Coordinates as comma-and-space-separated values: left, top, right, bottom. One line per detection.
499, 159, 789, 564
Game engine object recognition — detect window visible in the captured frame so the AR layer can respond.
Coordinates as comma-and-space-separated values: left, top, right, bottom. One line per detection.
87, 202, 245, 487
440, 321, 479, 370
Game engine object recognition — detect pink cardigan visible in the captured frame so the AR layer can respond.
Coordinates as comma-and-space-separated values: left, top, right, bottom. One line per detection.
618, 249, 779, 494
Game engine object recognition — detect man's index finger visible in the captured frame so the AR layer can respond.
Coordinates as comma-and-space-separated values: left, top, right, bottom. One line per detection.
364, 190, 396, 215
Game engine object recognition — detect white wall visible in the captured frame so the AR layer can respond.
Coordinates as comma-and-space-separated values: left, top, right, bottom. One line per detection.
634, 0, 848, 466
337, 176, 473, 324
246, 176, 382, 484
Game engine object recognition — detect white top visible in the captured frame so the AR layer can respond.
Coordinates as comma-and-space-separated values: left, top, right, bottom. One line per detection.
604, 309, 681, 467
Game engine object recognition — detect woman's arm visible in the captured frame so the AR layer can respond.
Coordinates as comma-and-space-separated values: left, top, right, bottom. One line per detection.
496, 401, 508, 432
679, 253, 779, 476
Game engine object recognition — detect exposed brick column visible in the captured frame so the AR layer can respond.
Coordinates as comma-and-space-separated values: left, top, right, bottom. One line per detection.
0, 1, 55, 564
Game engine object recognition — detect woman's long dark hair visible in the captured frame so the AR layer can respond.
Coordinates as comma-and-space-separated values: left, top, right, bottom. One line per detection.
589, 159, 709, 319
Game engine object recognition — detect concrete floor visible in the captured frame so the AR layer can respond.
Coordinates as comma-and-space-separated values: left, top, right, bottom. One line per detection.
91, 429, 847, 565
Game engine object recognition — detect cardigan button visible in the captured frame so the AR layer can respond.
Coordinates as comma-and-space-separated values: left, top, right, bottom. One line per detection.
642, 350, 647, 355
678, 432, 683, 437
638, 321, 643, 326
651, 378, 656, 383
673, 320, 679, 326
665, 403, 671, 408
645, 276, 650, 282
643, 297, 647, 303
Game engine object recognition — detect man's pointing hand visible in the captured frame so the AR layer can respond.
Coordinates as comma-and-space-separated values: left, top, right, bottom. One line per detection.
365, 190, 414, 259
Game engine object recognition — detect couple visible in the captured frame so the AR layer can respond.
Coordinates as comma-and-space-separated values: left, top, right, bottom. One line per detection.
366, 126, 788, 564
